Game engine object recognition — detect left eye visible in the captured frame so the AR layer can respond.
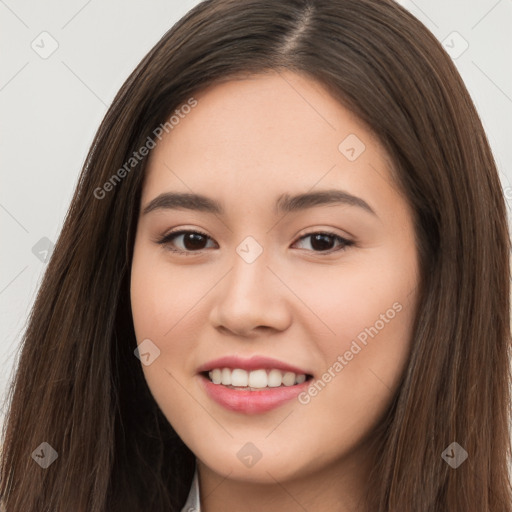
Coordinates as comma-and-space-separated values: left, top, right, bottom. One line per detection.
157, 230, 353, 255
294, 232, 353, 252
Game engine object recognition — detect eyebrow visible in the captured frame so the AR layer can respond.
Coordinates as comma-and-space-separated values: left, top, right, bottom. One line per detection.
142, 189, 377, 217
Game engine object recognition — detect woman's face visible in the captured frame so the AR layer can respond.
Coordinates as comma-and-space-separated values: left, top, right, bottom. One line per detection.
131, 70, 419, 485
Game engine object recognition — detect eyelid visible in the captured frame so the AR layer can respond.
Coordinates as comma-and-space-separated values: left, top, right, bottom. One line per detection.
294, 225, 355, 242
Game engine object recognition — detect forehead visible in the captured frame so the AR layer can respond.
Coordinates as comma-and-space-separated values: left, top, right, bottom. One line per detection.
141, 71, 400, 220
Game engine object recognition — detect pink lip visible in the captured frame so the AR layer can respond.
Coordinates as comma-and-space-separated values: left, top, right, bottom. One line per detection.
197, 355, 310, 375
196, 355, 312, 414
199, 374, 311, 414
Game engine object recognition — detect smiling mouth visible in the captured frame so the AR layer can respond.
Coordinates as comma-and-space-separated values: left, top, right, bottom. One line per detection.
202, 368, 314, 390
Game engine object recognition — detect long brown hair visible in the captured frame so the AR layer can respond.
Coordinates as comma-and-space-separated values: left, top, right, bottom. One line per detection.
1, 0, 510, 510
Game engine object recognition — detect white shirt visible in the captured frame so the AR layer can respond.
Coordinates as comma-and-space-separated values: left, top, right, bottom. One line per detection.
180, 466, 201, 512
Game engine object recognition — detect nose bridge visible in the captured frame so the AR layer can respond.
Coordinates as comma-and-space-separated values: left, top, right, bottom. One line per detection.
226, 239, 271, 302
209, 238, 291, 334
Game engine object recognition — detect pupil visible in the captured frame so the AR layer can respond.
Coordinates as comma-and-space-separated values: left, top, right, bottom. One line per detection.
184, 233, 206, 250
311, 234, 334, 251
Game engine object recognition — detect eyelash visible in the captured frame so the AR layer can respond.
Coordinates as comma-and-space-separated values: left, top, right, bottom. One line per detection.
156, 229, 354, 256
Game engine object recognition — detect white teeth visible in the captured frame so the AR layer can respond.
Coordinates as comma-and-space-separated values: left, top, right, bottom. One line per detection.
210, 368, 222, 384
248, 369, 268, 388
231, 369, 248, 386
282, 371, 296, 386
207, 367, 308, 388
221, 368, 231, 385
267, 369, 283, 387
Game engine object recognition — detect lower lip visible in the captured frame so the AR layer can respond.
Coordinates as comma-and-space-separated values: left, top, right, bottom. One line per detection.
199, 374, 311, 414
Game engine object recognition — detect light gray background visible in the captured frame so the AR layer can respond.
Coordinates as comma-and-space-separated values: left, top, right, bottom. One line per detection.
1, 0, 511, 428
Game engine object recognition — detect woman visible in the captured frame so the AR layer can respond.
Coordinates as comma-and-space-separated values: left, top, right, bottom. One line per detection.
1, 0, 511, 510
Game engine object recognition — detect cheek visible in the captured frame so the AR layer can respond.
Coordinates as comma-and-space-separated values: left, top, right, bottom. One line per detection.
288, 296, 415, 477
130, 241, 218, 408
130, 243, 211, 343
288, 248, 417, 424
130, 244, 206, 435
283, 247, 417, 354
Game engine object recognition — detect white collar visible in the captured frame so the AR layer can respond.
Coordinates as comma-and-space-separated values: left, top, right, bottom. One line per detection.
180, 465, 201, 512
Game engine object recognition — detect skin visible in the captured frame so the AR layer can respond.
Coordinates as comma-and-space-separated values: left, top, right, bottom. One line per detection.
130, 70, 420, 511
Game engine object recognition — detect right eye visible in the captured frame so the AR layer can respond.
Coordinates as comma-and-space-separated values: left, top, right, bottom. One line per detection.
157, 229, 217, 255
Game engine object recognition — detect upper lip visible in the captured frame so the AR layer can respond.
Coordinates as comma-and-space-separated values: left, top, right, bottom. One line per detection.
197, 355, 312, 376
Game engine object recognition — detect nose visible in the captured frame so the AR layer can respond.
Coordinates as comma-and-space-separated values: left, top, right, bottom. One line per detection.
208, 252, 292, 337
